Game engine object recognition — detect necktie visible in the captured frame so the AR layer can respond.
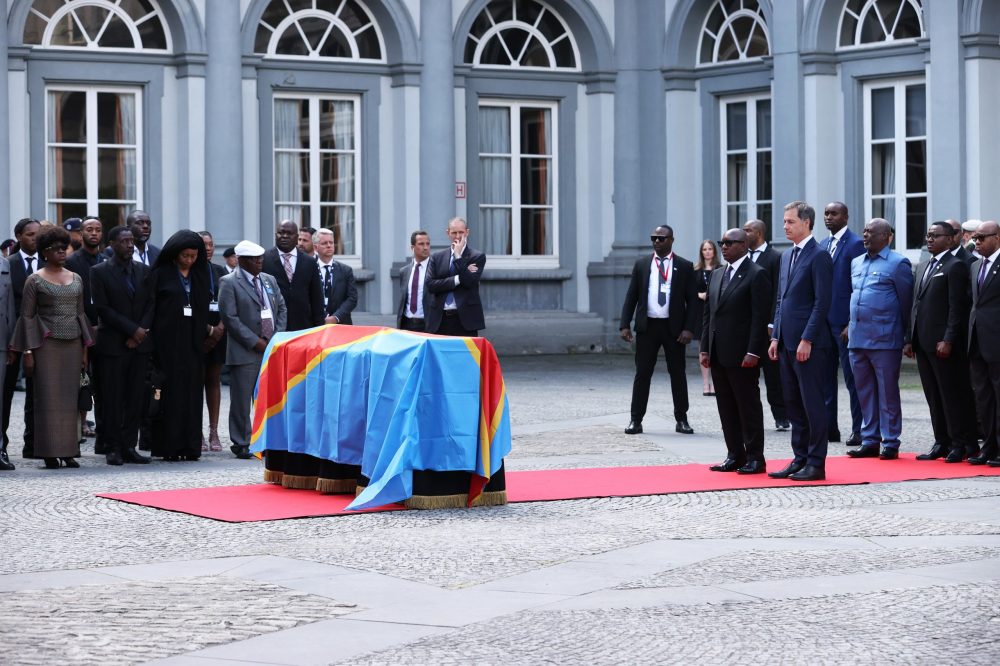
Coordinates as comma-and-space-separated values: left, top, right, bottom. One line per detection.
789, 246, 801, 274
829, 238, 837, 257
281, 253, 294, 281
124, 266, 135, 297
323, 265, 332, 296
25, 256, 34, 273
978, 258, 991, 291
749, 250, 758, 263
445, 256, 456, 308
409, 263, 420, 314
921, 258, 937, 288
656, 257, 667, 306
721, 265, 733, 292
254, 276, 274, 339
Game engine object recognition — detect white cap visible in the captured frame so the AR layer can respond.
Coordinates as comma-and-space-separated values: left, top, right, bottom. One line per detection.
233, 240, 265, 257
963, 219, 982, 232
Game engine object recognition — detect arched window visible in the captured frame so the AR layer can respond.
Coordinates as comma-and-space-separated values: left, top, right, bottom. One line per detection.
464, 0, 579, 70
839, 0, 924, 48
254, 0, 384, 61
23, 0, 170, 50
698, 0, 770, 65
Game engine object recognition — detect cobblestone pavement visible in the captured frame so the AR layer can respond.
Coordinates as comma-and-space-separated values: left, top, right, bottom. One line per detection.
2, 354, 999, 665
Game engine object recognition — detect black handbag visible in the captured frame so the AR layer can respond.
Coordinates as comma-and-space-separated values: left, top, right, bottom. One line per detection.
78, 371, 94, 412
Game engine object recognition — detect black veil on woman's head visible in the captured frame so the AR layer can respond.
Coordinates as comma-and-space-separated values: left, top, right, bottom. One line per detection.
152, 230, 212, 312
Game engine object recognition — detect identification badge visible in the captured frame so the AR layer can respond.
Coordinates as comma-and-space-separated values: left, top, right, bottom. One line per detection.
183, 306, 193, 317
261, 308, 273, 320
209, 301, 219, 312
660, 284, 669, 294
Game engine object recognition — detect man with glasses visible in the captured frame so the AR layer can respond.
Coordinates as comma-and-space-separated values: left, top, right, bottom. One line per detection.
700, 228, 772, 474
967, 220, 1000, 467
905, 222, 977, 462
620, 225, 699, 435
946, 219, 976, 266
845, 219, 914, 462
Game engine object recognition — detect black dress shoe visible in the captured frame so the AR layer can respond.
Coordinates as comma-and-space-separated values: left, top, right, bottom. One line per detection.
847, 445, 880, 458
737, 460, 766, 475
828, 430, 841, 443
879, 448, 899, 460
916, 443, 949, 460
122, 448, 151, 464
768, 461, 804, 479
775, 420, 790, 432
624, 421, 643, 435
61, 457, 80, 468
43, 458, 60, 469
709, 458, 744, 472
944, 448, 968, 463
845, 432, 862, 446
675, 420, 694, 434
231, 444, 252, 460
968, 454, 992, 466
0, 450, 14, 471
789, 464, 825, 481
987, 458, 1000, 468
106, 451, 124, 466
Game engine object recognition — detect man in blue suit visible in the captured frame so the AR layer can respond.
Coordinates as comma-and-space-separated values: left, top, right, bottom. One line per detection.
768, 201, 834, 481
846, 218, 914, 460
820, 202, 866, 446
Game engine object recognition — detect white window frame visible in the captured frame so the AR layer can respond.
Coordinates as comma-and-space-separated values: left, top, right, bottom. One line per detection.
719, 92, 772, 236
862, 77, 928, 258
478, 99, 559, 268
29, 0, 172, 52
837, 0, 924, 51
44, 85, 144, 223
697, 0, 771, 67
273, 93, 362, 267
258, 2, 386, 62
467, 0, 580, 71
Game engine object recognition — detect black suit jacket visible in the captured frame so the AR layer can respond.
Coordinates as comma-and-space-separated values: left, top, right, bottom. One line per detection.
753, 245, 782, 323
262, 248, 325, 331
908, 253, 969, 353
969, 254, 1000, 362
66, 249, 107, 325
91, 260, 154, 356
319, 261, 357, 325
620, 253, 698, 337
954, 246, 975, 267
700, 259, 772, 367
397, 260, 430, 328
9, 253, 45, 315
425, 246, 486, 333
103, 243, 160, 267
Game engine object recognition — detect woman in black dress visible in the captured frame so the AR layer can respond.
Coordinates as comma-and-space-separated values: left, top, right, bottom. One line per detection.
198, 231, 227, 452
148, 231, 214, 461
694, 239, 721, 396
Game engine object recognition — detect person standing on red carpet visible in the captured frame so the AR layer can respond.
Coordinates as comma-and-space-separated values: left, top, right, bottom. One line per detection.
966, 221, 1000, 467
700, 228, 772, 475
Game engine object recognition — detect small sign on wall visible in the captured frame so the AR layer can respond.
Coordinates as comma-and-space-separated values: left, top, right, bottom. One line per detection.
455, 182, 467, 199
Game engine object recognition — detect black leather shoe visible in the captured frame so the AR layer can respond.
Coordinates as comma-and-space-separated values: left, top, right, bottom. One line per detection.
0, 449, 14, 471
106, 451, 124, 466
768, 461, 804, 479
987, 458, 1000, 468
828, 430, 841, 443
709, 458, 744, 472
44, 457, 59, 469
968, 453, 992, 466
845, 432, 862, 446
624, 421, 643, 435
737, 460, 766, 475
916, 443, 949, 460
122, 448, 151, 464
61, 457, 80, 469
789, 464, 825, 481
231, 444, 252, 460
879, 448, 899, 460
675, 420, 694, 435
847, 445, 880, 458
775, 420, 790, 432
944, 448, 968, 463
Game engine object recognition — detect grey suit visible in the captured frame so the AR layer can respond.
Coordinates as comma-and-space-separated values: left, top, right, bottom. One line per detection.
0, 259, 16, 466
218, 269, 287, 448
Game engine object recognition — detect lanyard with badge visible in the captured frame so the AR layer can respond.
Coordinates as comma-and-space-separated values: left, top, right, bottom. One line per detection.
178, 268, 193, 317
656, 254, 673, 295
207, 266, 219, 313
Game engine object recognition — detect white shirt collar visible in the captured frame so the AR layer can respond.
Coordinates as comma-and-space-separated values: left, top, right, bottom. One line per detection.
317, 257, 336, 268
831, 226, 848, 242
413, 257, 429, 268
986, 248, 1000, 264
793, 235, 815, 250
280, 247, 298, 258
19, 249, 37, 261
930, 250, 949, 262
727, 254, 748, 273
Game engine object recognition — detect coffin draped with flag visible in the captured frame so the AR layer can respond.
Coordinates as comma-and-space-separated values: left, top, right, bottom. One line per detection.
250, 325, 511, 510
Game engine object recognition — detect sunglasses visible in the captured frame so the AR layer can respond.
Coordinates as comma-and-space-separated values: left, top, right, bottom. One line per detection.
718, 239, 745, 247
972, 233, 998, 243
650, 235, 672, 242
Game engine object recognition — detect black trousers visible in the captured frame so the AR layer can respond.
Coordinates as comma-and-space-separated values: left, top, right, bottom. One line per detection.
2, 353, 34, 452
438, 311, 477, 337
630, 318, 689, 422
969, 338, 1000, 458
760, 353, 786, 421
95, 351, 148, 455
915, 343, 977, 454
400, 317, 426, 332
711, 359, 765, 463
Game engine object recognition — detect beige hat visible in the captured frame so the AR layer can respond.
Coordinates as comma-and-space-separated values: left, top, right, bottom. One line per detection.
233, 240, 265, 257
963, 219, 982, 232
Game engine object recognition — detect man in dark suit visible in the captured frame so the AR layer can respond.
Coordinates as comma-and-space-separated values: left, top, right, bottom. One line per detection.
262, 220, 325, 332
905, 222, 977, 462
820, 202, 866, 446
967, 220, 1000, 467
0, 256, 16, 470
620, 225, 699, 435
425, 217, 486, 336
700, 228, 772, 474
744, 219, 788, 431
3, 218, 44, 458
90, 226, 153, 466
767, 201, 834, 481
397, 230, 431, 331
946, 219, 976, 266
313, 228, 357, 325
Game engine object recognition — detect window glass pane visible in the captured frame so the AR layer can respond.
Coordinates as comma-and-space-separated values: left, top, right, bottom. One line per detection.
98, 202, 132, 230
24, 13, 46, 44
757, 203, 772, 230
521, 208, 552, 255
51, 202, 88, 226
49, 91, 86, 144
872, 197, 895, 229
97, 15, 136, 48
48, 147, 87, 199
320, 154, 355, 203
73, 6, 110, 40
135, 14, 166, 48
859, 12, 885, 43
119, 1, 156, 20
871, 144, 895, 195
905, 196, 927, 250
521, 37, 550, 68
726, 103, 747, 150
319, 100, 355, 150
839, 15, 858, 47
501, 28, 529, 63
895, 4, 923, 39
274, 100, 308, 149
756, 100, 771, 148
276, 25, 309, 56
479, 36, 512, 66
905, 84, 926, 137
299, 16, 329, 52
49, 14, 91, 46
521, 158, 551, 206
255, 25, 273, 54
479, 107, 511, 154
905, 140, 926, 193
871, 88, 895, 140
318, 28, 352, 58
756, 150, 772, 200
727, 204, 747, 231
521, 108, 551, 155
354, 24, 381, 60
275, 205, 309, 228
97, 148, 137, 199
261, 2, 290, 30
551, 37, 575, 68
340, 1, 370, 31
726, 154, 748, 201
98, 93, 136, 145
274, 153, 310, 202
480, 207, 512, 255
716, 30, 740, 61
321, 206, 355, 255
480, 157, 511, 205
745, 21, 769, 58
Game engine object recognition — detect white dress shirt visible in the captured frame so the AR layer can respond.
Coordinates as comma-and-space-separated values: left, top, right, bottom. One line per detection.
646, 253, 673, 319
18, 249, 39, 274
749, 242, 768, 263
404, 258, 428, 319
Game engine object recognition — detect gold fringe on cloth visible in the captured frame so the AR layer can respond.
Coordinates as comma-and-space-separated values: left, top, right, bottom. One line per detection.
316, 478, 358, 494
470, 490, 507, 507
263, 469, 284, 484
354, 484, 367, 496
403, 490, 508, 510
281, 474, 319, 490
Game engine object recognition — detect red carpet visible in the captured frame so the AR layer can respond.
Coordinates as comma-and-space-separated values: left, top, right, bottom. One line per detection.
97, 454, 1000, 523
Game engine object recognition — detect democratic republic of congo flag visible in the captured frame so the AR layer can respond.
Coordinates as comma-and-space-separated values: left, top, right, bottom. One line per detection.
249, 325, 511, 510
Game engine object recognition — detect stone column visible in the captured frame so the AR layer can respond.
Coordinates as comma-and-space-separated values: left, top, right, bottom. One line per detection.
769, 1, 806, 232
0, 5, 10, 223
204, 0, 244, 242
926, 0, 964, 220
419, 0, 455, 234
